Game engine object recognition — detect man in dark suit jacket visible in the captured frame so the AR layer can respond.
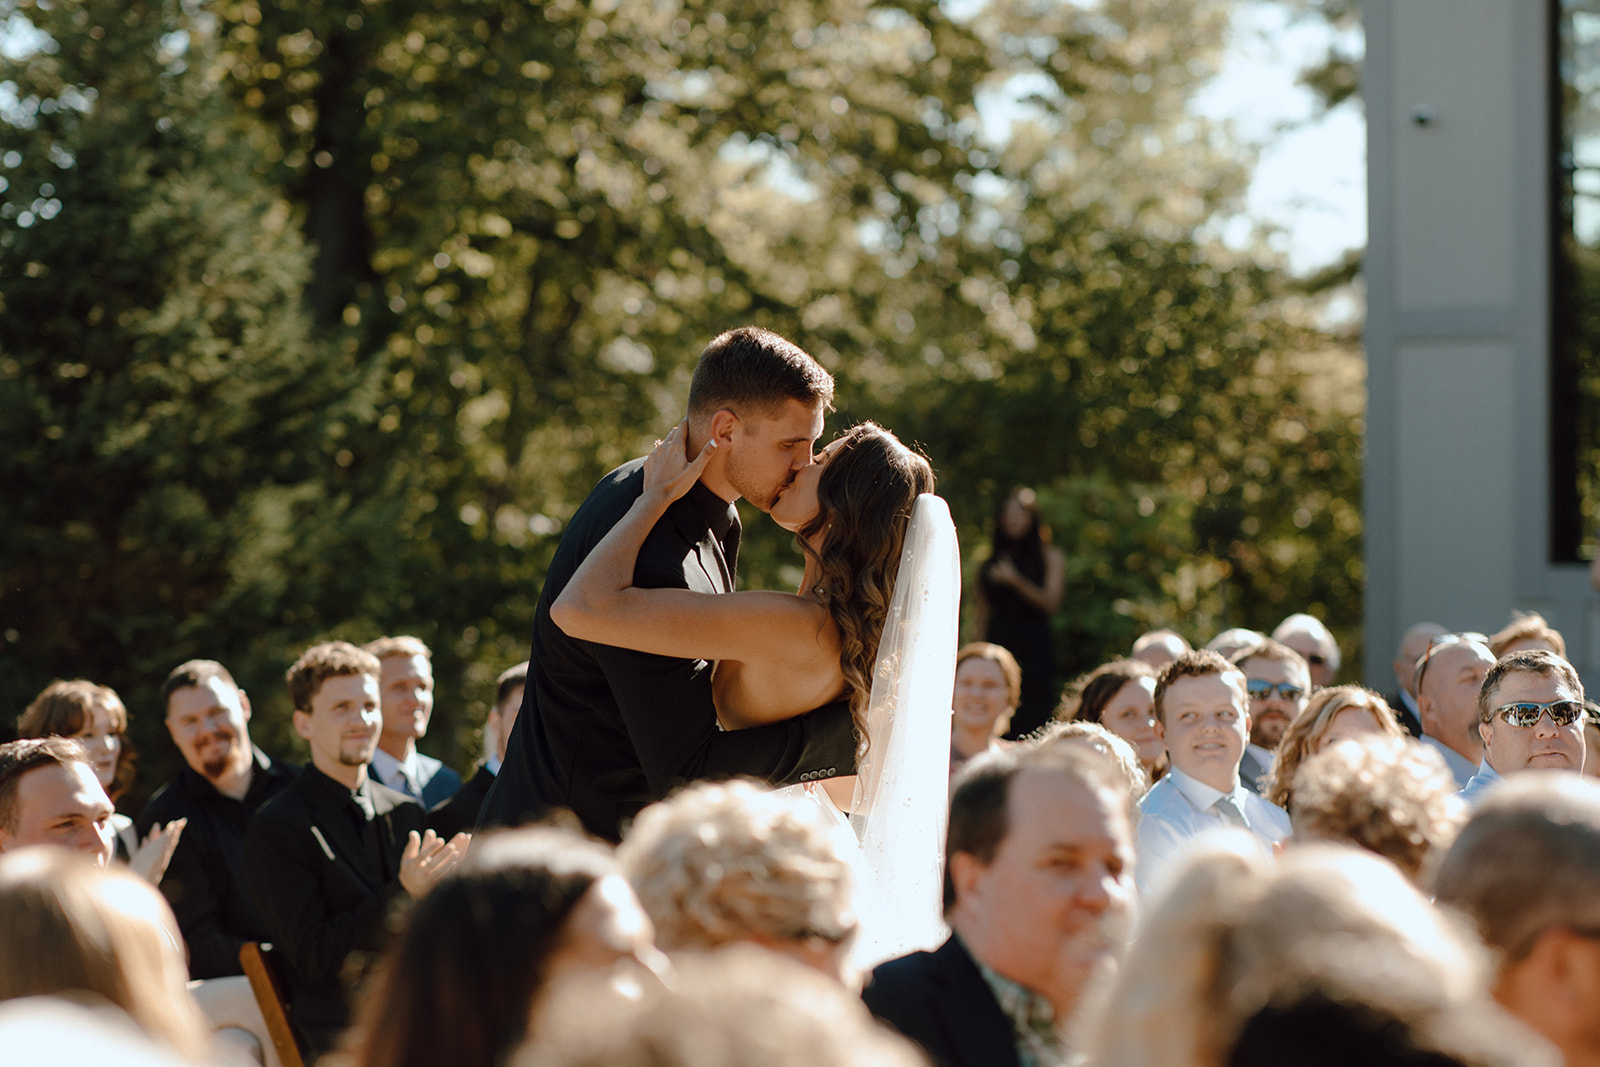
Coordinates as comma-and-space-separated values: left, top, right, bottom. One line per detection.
482, 327, 859, 842
864, 745, 1139, 1067
430, 661, 526, 838
245, 642, 468, 1061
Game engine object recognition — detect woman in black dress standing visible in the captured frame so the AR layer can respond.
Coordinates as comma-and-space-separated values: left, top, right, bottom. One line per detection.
974, 487, 1064, 739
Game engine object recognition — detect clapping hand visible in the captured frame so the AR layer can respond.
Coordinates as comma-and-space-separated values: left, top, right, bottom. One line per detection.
399, 828, 470, 898
642, 419, 716, 505
129, 818, 187, 886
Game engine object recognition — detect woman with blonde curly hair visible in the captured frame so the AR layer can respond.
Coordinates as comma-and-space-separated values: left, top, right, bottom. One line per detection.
1263, 686, 1403, 811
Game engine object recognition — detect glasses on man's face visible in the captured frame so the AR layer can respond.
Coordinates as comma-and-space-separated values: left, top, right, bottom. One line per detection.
1412, 632, 1490, 694
1491, 700, 1586, 728
1246, 679, 1306, 703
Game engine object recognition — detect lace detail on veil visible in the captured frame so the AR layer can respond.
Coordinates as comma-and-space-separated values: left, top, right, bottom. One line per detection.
848, 493, 960, 970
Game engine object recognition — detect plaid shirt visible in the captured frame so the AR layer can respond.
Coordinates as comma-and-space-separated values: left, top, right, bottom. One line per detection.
968, 941, 1069, 1067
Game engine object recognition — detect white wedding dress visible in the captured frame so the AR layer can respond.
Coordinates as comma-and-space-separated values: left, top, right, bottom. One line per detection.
839, 493, 961, 971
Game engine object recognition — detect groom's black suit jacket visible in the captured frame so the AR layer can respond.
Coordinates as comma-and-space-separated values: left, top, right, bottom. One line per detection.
480, 458, 858, 842
863, 935, 1022, 1067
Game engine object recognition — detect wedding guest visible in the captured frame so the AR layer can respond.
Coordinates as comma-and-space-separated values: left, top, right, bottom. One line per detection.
950, 643, 1019, 777
1205, 628, 1264, 661
0, 847, 212, 1062
429, 661, 526, 839
1289, 735, 1463, 883
346, 827, 660, 1067
1460, 649, 1586, 804
1388, 621, 1445, 738
1130, 628, 1190, 669
1434, 775, 1600, 1067
1135, 651, 1290, 895
137, 659, 297, 979
1229, 639, 1311, 796
974, 487, 1064, 739
619, 780, 858, 986
1271, 612, 1340, 687
1488, 611, 1566, 659
1263, 686, 1403, 811
0, 737, 117, 867
1414, 633, 1495, 787
864, 744, 1137, 1067
244, 641, 468, 1060
364, 636, 462, 807
1586, 702, 1600, 781
1058, 658, 1164, 781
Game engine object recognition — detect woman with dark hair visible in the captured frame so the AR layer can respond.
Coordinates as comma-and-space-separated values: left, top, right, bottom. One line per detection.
346, 828, 660, 1067
1059, 659, 1165, 780
974, 487, 1064, 738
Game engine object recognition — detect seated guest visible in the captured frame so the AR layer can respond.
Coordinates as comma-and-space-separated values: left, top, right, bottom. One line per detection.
1230, 639, 1312, 795
1434, 775, 1600, 1067
0, 738, 116, 867
138, 659, 298, 980
1289, 736, 1464, 883
864, 745, 1137, 1067
1264, 686, 1403, 811
429, 661, 527, 839
346, 827, 661, 1067
1136, 651, 1290, 895
363, 636, 462, 807
1205, 628, 1265, 660
1488, 611, 1566, 659
1389, 621, 1446, 738
950, 643, 1019, 777
1130, 628, 1189, 669
245, 641, 469, 1060
1460, 649, 1586, 804
1058, 658, 1164, 781
1414, 633, 1495, 787
1035, 720, 1150, 802
1271, 612, 1340, 687
0, 848, 213, 1061
620, 780, 858, 985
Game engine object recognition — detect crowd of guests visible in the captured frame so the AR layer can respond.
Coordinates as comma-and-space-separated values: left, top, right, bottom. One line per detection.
3, 608, 1600, 1067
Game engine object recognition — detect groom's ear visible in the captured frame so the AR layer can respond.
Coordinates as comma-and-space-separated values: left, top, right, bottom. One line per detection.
709, 407, 740, 446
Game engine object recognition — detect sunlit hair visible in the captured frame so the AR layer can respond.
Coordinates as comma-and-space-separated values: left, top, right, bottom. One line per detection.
0, 737, 94, 834
1434, 775, 1600, 963
521, 946, 925, 1067
1086, 842, 1490, 1067
1152, 649, 1245, 725
495, 661, 530, 708
16, 680, 134, 801
0, 848, 211, 1060
1228, 637, 1311, 680
1487, 611, 1566, 659
348, 828, 618, 1067
955, 642, 1022, 710
1033, 720, 1151, 804
160, 659, 237, 711
1205, 628, 1265, 660
1290, 736, 1465, 884
1272, 613, 1340, 671
1058, 658, 1156, 725
687, 327, 835, 422
286, 640, 381, 714
797, 422, 935, 749
363, 634, 432, 662
1477, 648, 1584, 723
1264, 686, 1402, 810
619, 780, 855, 953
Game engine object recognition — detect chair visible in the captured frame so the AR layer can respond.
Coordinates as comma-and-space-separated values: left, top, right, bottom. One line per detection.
239, 942, 306, 1067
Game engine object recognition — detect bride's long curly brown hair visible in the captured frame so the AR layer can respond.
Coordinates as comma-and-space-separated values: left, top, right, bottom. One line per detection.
798, 422, 935, 752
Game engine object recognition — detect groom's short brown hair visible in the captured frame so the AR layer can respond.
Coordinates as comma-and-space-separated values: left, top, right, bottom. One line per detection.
688, 327, 834, 419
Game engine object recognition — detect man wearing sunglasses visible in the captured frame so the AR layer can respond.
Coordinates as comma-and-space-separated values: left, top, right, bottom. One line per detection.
1231, 640, 1312, 796
1460, 649, 1587, 804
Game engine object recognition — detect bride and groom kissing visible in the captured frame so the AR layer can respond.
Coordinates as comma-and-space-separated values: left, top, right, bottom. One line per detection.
481, 326, 958, 901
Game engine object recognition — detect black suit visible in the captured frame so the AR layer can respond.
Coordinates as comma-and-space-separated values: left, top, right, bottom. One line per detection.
863, 936, 1022, 1067
427, 763, 493, 840
1386, 691, 1425, 738
244, 765, 423, 1059
481, 461, 858, 842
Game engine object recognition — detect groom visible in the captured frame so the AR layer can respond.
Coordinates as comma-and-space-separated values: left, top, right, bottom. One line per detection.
481, 327, 859, 842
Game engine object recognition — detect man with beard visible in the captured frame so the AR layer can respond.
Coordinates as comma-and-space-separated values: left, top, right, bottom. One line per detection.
1231, 640, 1312, 796
137, 660, 298, 978
245, 642, 467, 1059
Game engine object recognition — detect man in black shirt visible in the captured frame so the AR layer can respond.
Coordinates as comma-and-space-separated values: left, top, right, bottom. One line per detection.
429, 660, 525, 839
138, 660, 297, 979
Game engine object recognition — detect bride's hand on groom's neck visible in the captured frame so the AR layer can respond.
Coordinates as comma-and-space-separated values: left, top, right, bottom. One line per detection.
642, 419, 716, 507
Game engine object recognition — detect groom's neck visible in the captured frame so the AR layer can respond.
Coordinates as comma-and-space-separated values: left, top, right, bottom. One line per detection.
687, 428, 740, 503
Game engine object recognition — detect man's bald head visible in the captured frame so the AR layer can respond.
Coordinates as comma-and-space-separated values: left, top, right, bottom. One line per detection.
1395, 622, 1446, 699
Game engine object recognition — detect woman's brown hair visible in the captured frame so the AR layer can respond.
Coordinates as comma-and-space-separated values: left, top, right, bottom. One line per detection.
798, 422, 935, 751
17, 680, 135, 801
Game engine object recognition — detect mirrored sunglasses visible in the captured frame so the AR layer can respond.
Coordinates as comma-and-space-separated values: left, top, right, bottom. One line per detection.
1246, 680, 1306, 702
1492, 700, 1586, 728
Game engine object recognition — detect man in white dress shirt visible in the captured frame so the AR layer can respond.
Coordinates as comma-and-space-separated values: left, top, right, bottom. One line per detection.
1135, 650, 1291, 895
364, 635, 463, 807
1459, 649, 1586, 804
1413, 633, 1495, 788
1230, 639, 1311, 796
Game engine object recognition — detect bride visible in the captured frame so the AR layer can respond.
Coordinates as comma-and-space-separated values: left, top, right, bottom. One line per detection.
552, 418, 959, 964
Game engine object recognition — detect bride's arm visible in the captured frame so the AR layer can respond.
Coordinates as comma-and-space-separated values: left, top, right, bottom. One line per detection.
553, 425, 824, 663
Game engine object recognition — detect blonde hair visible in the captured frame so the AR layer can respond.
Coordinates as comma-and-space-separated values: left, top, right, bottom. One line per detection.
619, 781, 855, 952
1033, 720, 1150, 806
1264, 686, 1402, 810
1487, 611, 1566, 658
0, 848, 211, 1060
1290, 736, 1466, 883
956, 642, 1022, 709
363, 635, 432, 662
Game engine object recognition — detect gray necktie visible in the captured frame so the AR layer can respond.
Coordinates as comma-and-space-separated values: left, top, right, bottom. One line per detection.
1212, 794, 1251, 831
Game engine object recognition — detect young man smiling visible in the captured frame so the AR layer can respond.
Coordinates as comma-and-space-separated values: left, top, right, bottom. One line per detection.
1135, 649, 1291, 895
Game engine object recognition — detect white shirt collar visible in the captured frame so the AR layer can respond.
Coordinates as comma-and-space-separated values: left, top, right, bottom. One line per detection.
369, 746, 418, 789
1167, 765, 1242, 812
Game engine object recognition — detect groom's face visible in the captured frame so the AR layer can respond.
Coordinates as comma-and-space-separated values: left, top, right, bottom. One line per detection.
723, 398, 825, 512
